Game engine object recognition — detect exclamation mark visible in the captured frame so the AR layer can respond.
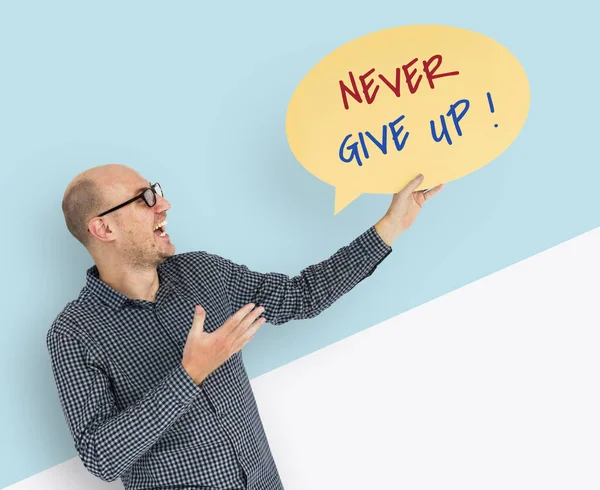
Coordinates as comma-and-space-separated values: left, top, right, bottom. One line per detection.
487, 92, 498, 128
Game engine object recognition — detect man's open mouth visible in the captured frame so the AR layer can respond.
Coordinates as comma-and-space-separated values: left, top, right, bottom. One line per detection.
153, 219, 167, 237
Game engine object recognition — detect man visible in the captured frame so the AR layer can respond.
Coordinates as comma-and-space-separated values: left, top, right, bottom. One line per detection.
47, 164, 443, 490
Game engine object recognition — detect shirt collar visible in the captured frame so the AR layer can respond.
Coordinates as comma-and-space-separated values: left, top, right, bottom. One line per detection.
85, 262, 175, 309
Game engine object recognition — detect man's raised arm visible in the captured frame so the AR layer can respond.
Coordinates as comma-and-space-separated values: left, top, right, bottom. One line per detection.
210, 173, 444, 325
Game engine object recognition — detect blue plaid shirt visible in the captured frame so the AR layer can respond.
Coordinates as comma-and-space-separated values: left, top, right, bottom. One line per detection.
47, 226, 392, 489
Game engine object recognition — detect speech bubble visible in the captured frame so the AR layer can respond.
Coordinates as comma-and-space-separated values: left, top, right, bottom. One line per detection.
285, 25, 530, 214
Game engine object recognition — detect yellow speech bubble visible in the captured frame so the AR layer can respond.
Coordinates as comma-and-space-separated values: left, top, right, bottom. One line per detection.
285, 25, 530, 214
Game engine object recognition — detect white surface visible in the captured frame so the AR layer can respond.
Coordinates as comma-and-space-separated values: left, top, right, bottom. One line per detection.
3, 457, 123, 490
7, 226, 600, 489
256, 226, 600, 489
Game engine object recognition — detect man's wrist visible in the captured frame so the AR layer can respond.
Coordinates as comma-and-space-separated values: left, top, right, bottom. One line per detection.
181, 361, 206, 386
374, 214, 403, 246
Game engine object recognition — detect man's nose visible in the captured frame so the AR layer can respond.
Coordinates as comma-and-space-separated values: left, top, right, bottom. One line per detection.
155, 194, 171, 212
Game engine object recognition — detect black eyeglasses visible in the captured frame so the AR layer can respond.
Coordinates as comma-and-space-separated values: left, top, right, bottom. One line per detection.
98, 182, 163, 216
87, 182, 163, 232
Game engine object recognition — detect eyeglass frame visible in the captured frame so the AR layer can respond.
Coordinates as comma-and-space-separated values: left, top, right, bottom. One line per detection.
87, 182, 163, 232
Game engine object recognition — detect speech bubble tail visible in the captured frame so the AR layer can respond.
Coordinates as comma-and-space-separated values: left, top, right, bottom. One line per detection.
334, 187, 362, 215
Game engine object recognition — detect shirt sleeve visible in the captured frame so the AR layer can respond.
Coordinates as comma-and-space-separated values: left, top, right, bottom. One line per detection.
212, 225, 392, 325
46, 329, 202, 482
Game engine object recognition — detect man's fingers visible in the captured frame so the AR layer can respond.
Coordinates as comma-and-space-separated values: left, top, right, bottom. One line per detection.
231, 316, 266, 353
423, 183, 444, 201
222, 303, 257, 334
400, 173, 425, 196
229, 305, 265, 340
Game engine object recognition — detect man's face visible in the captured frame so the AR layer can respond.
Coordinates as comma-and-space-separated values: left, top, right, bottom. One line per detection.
91, 174, 175, 268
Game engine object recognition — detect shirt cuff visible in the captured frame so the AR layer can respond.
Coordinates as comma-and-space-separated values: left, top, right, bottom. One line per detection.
357, 225, 393, 263
167, 363, 203, 405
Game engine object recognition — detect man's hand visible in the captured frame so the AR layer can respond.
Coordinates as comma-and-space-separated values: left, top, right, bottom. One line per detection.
181, 303, 266, 385
374, 174, 444, 246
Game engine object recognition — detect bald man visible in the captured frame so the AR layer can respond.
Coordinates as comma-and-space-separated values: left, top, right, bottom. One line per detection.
47, 164, 443, 490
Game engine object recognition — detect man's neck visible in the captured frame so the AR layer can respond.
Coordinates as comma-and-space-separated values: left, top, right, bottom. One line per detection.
97, 264, 160, 303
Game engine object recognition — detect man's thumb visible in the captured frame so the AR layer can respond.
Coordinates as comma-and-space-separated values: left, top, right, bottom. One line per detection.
193, 305, 205, 330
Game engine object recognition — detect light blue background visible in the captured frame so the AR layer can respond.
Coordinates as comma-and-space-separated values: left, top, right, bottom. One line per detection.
1, 0, 597, 487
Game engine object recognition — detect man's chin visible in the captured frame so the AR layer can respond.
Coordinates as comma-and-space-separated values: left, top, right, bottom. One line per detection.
159, 241, 175, 259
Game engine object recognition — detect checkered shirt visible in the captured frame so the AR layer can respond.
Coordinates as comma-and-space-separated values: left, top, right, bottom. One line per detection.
47, 225, 392, 489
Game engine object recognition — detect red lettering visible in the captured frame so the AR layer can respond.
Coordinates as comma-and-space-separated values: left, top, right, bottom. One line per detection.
339, 72, 362, 110
339, 54, 460, 109
402, 58, 422, 94
378, 68, 401, 97
423, 54, 459, 89
359, 68, 379, 104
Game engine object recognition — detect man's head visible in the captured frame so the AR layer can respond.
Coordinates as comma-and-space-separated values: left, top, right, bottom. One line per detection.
62, 164, 175, 268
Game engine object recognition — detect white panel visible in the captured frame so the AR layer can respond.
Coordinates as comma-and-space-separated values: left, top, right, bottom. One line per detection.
4, 457, 123, 489
254, 226, 600, 490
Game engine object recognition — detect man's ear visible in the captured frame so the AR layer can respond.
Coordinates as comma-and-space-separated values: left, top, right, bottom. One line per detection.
88, 217, 116, 243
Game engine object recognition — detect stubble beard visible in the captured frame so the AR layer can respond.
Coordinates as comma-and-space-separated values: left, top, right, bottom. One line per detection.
122, 229, 172, 270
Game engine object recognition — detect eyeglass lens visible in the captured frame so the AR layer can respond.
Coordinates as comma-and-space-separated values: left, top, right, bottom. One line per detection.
143, 183, 163, 206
